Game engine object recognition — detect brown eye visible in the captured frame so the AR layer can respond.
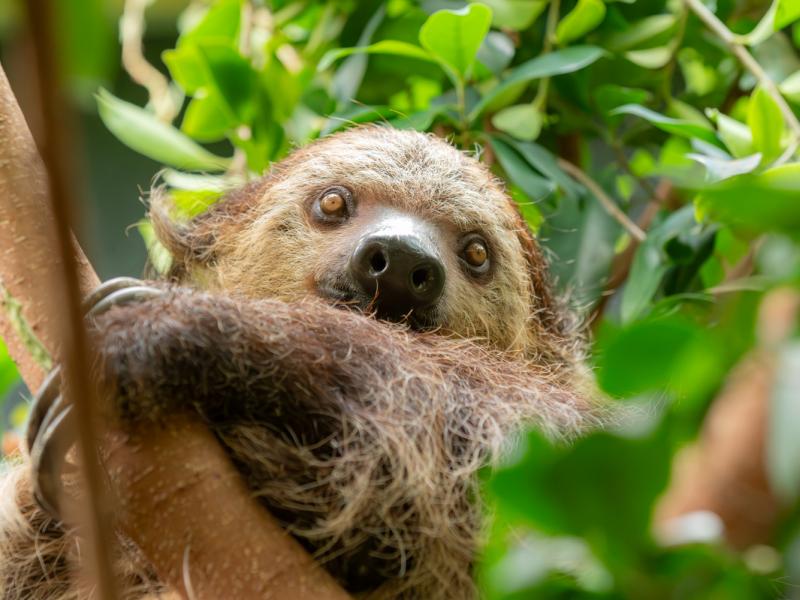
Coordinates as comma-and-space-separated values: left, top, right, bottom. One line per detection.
460, 234, 490, 276
313, 186, 352, 223
464, 240, 487, 267
320, 192, 345, 216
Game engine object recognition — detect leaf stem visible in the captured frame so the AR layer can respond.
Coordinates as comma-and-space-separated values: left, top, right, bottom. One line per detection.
557, 158, 647, 241
684, 0, 800, 141
532, 0, 561, 112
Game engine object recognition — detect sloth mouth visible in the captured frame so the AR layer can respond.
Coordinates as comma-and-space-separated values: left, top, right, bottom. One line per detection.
315, 281, 440, 331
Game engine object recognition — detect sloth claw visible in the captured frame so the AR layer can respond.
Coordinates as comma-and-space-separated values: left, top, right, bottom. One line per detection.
25, 277, 164, 520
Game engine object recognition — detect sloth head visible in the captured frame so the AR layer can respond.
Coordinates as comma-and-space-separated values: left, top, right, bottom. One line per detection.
152, 126, 577, 362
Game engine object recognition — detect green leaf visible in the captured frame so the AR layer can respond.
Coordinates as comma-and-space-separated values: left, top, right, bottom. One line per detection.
182, 94, 235, 141
470, 46, 605, 119
419, 3, 493, 81
779, 70, 800, 102
594, 84, 651, 116
319, 40, 435, 72
163, 46, 206, 94
776, 0, 800, 30
474, 0, 547, 31
138, 221, 172, 276
496, 136, 583, 199
195, 44, 257, 123
491, 104, 543, 141
625, 46, 674, 69
178, 0, 242, 48
0, 339, 19, 401
696, 163, 800, 236
748, 86, 785, 162
489, 427, 671, 562
767, 342, 800, 502
556, 0, 607, 45
620, 207, 697, 323
687, 152, 762, 183
710, 111, 756, 158
611, 104, 720, 145
490, 138, 556, 201
621, 242, 669, 324
54, 0, 116, 98
597, 315, 719, 398
96, 89, 230, 171
604, 14, 677, 52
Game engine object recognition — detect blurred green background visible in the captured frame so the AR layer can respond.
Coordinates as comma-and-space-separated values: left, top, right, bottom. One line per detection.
2, 0, 800, 597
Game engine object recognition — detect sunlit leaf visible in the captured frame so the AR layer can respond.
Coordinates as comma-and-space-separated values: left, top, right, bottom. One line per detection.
178, 0, 242, 48
419, 3, 493, 80
625, 46, 674, 69
556, 0, 606, 45
491, 104, 543, 141
473, 0, 547, 30
779, 70, 800, 102
96, 89, 231, 171
748, 86, 785, 162
319, 40, 435, 71
776, 0, 800, 30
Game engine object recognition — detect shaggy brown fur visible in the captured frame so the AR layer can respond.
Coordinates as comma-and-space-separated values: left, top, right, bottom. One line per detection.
0, 126, 599, 599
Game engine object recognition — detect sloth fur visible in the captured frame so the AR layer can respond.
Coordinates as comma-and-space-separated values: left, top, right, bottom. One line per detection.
0, 126, 600, 599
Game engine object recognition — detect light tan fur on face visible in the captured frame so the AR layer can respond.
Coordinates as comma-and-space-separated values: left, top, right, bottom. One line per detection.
154, 126, 575, 364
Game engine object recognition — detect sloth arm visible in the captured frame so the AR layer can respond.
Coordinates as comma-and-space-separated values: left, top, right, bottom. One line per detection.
91, 287, 592, 439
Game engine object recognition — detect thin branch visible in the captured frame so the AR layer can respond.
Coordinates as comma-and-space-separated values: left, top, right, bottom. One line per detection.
120, 0, 179, 122
557, 158, 647, 242
684, 0, 800, 140
26, 1, 119, 596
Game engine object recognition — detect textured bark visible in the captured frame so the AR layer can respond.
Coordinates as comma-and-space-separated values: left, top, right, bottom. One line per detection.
0, 62, 98, 390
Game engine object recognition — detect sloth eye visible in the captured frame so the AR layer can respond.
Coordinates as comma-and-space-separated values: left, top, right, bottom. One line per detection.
460, 235, 490, 275
313, 187, 352, 223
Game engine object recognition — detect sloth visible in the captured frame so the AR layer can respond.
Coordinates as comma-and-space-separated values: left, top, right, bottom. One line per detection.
0, 126, 600, 599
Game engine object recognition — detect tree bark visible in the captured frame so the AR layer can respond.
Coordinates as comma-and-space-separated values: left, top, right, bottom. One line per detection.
0, 64, 98, 390
0, 60, 350, 599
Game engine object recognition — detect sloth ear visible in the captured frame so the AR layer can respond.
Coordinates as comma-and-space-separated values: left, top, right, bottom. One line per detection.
149, 179, 266, 279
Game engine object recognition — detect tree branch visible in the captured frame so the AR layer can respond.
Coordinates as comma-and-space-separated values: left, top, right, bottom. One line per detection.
557, 158, 647, 242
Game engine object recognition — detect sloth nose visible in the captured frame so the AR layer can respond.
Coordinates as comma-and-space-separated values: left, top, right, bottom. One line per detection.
350, 234, 445, 316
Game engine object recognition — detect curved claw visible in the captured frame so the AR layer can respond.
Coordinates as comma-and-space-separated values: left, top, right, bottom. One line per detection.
81, 277, 144, 313
26, 278, 165, 520
25, 366, 61, 456
86, 285, 165, 318
29, 397, 74, 519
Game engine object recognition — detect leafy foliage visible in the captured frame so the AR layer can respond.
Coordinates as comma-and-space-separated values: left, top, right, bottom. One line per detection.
6, 0, 800, 595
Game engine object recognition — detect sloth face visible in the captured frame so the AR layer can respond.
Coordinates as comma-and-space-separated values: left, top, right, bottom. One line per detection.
197, 126, 542, 352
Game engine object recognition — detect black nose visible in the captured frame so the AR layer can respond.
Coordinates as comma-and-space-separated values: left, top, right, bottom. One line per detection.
349, 234, 445, 317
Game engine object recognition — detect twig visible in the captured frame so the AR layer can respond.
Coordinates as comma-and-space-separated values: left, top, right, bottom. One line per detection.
120, 0, 179, 122
26, 2, 119, 597
684, 0, 800, 140
557, 158, 647, 242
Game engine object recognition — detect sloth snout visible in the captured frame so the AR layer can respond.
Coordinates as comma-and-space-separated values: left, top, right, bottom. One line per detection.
349, 232, 445, 317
